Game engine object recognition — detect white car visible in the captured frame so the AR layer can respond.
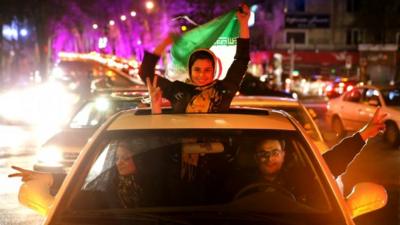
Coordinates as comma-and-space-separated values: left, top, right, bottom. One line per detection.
231, 95, 329, 153
326, 85, 400, 147
34, 93, 148, 172
19, 108, 386, 225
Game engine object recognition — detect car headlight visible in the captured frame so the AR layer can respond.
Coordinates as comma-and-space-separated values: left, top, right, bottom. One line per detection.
36, 146, 63, 166
94, 97, 110, 111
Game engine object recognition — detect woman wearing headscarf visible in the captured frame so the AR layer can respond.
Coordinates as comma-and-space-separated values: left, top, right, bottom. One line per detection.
140, 4, 250, 113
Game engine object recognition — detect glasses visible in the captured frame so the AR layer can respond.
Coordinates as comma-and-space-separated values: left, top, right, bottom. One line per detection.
255, 149, 283, 162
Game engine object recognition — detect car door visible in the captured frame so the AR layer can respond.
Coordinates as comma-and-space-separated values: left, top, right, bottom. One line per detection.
339, 88, 365, 131
358, 87, 381, 126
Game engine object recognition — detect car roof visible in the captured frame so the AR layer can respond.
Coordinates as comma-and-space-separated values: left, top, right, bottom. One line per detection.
232, 95, 300, 107
88, 92, 148, 101
106, 108, 296, 131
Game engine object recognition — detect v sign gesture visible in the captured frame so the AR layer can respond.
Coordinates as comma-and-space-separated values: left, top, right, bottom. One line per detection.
359, 107, 387, 142
146, 77, 162, 114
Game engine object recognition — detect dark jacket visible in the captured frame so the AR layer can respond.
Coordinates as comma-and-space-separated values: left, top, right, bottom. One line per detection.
139, 38, 250, 113
323, 132, 365, 177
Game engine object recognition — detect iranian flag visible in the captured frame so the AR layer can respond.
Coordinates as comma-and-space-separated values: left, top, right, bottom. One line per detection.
167, 10, 239, 81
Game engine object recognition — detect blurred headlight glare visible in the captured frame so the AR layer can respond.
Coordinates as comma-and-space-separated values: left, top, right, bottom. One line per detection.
95, 97, 110, 111
37, 146, 63, 166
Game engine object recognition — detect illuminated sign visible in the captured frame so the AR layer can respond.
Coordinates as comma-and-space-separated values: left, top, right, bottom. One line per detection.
285, 14, 330, 28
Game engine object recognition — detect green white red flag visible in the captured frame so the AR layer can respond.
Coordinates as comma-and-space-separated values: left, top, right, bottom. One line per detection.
167, 10, 239, 81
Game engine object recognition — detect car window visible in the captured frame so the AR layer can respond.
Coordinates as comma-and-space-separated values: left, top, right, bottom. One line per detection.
69, 99, 141, 128
362, 88, 381, 106
58, 130, 344, 225
91, 65, 132, 88
343, 89, 362, 103
381, 88, 400, 106
69, 102, 108, 128
277, 107, 321, 141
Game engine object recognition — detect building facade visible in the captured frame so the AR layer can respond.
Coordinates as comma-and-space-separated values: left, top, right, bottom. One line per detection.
251, 0, 400, 84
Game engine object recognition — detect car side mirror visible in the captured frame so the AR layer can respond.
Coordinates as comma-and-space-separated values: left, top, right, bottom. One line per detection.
346, 182, 387, 218
368, 99, 379, 107
18, 179, 55, 216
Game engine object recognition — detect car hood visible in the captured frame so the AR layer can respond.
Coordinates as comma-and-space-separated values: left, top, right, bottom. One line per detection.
43, 128, 97, 149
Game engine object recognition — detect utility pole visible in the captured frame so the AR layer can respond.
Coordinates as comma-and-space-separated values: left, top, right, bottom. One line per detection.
289, 37, 295, 80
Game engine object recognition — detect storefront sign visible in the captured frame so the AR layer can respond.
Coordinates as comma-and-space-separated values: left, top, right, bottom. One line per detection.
285, 14, 330, 28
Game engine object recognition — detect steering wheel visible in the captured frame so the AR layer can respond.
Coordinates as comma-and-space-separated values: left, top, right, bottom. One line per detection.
234, 182, 296, 201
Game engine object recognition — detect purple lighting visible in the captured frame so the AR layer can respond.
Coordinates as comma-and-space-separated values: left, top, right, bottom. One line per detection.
145, 1, 155, 10
50, 0, 243, 62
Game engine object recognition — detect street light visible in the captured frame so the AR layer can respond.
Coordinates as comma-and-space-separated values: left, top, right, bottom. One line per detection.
145, 1, 155, 11
92, 24, 98, 30
120, 15, 127, 21
130, 11, 137, 17
20, 29, 28, 37
109, 20, 115, 26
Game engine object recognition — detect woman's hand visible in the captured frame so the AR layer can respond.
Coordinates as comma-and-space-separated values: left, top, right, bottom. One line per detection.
237, 3, 250, 25
146, 77, 162, 114
237, 3, 250, 38
153, 33, 180, 56
8, 165, 54, 185
359, 107, 387, 141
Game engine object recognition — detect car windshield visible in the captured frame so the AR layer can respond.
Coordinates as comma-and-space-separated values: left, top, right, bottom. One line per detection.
69, 98, 144, 128
381, 88, 400, 106
279, 107, 321, 141
58, 129, 344, 225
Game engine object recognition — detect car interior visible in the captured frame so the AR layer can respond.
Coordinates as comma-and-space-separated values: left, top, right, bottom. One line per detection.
67, 130, 330, 214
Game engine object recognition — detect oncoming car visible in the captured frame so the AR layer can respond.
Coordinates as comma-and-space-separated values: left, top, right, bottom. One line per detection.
231, 95, 328, 153
34, 92, 148, 172
326, 85, 400, 146
19, 108, 386, 225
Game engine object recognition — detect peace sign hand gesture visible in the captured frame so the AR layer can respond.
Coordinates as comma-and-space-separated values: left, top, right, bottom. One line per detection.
359, 108, 387, 141
8, 165, 54, 186
146, 77, 162, 114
